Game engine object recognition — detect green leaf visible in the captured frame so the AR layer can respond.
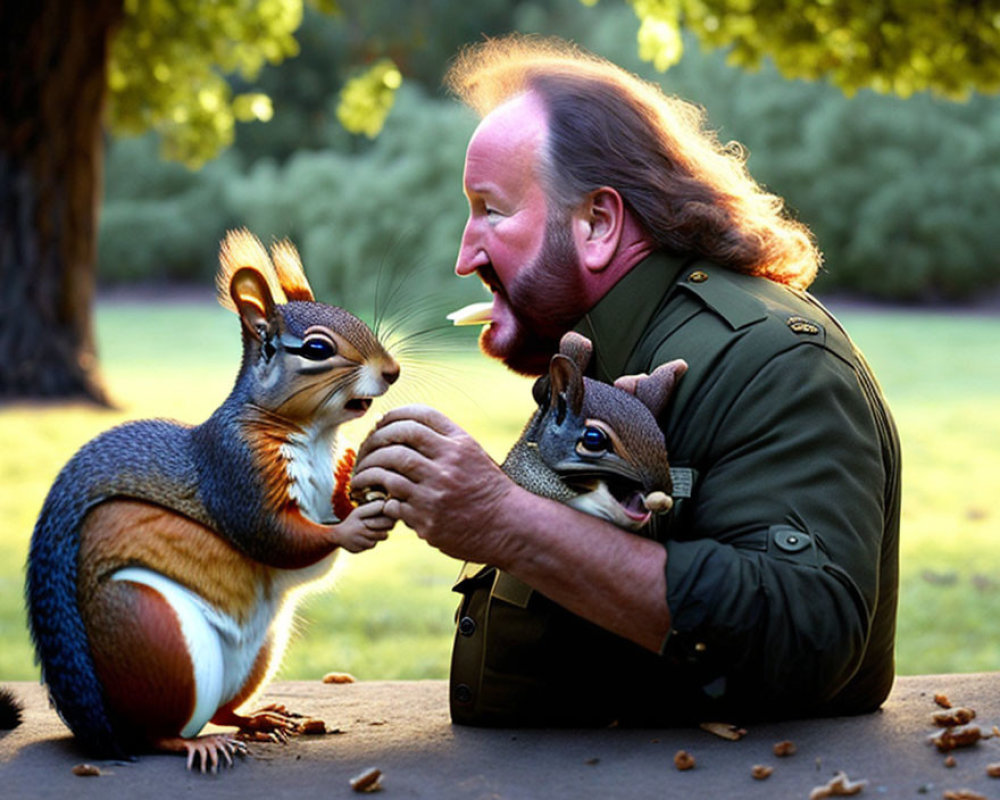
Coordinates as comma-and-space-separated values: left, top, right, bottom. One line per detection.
335, 58, 403, 139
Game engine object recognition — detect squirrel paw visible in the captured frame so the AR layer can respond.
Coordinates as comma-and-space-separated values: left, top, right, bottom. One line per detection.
154, 734, 248, 773
232, 703, 305, 742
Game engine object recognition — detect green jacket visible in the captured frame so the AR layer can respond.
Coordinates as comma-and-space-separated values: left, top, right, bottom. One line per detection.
451, 252, 900, 725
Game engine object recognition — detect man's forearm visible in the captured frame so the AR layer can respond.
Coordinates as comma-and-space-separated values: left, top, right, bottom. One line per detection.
489, 485, 671, 653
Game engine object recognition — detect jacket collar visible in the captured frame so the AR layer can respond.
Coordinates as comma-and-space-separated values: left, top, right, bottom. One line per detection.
574, 251, 691, 383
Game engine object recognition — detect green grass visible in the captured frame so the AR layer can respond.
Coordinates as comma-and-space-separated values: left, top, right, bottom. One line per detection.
2, 299, 999, 682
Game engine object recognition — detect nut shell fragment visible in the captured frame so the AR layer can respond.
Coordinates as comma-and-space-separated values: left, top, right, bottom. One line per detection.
932, 725, 982, 752
986, 763, 1000, 778
751, 765, 774, 780
673, 750, 696, 770
72, 764, 102, 777
322, 671, 357, 684
808, 770, 867, 799
934, 693, 953, 709
299, 719, 327, 735
933, 707, 976, 727
350, 767, 383, 793
773, 740, 797, 757
699, 721, 747, 741
943, 791, 986, 800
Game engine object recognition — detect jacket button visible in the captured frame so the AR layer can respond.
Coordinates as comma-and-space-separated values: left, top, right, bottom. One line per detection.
687, 270, 709, 283
454, 683, 474, 704
458, 616, 477, 637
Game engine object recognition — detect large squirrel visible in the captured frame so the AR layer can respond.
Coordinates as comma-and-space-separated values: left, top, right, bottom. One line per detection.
25, 230, 399, 770
501, 331, 682, 532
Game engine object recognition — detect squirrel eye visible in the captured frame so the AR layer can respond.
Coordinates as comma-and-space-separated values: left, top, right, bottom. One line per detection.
577, 426, 609, 455
300, 337, 336, 360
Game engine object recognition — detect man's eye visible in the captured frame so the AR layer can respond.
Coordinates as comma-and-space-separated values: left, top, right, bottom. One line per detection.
300, 338, 336, 360
577, 426, 609, 455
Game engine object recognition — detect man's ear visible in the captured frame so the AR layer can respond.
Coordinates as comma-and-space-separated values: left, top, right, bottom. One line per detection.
573, 186, 625, 274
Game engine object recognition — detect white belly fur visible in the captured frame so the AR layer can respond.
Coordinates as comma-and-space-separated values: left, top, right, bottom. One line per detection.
112, 557, 338, 737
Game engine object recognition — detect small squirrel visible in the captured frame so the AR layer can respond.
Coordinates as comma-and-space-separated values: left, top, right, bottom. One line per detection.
501, 332, 682, 532
25, 230, 399, 769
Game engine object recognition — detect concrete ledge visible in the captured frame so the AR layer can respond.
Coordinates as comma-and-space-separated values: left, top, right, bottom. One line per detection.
2, 674, 1000, 798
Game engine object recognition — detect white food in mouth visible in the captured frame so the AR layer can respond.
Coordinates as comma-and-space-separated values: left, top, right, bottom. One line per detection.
446, 301, 494, 326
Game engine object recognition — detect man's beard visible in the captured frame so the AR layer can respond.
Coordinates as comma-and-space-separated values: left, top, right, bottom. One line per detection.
479, 213, 588, 376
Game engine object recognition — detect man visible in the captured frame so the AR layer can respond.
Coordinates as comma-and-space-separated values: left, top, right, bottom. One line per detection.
352, 36, 900, 726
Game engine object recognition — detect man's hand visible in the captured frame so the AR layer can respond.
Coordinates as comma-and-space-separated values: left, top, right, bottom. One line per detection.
351, 404, 519, 565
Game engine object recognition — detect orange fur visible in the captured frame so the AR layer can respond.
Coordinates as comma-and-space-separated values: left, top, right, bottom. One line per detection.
78, 500, 272, 622
238, 411, 301, 514
332, 448, 357, 522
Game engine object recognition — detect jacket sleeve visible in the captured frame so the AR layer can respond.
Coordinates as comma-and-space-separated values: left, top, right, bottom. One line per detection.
659, 342, 888, 711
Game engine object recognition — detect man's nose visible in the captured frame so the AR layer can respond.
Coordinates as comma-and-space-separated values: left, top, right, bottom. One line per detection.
455, 221, 489, 276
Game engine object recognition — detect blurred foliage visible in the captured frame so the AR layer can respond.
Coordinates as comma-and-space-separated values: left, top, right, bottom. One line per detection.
336, 58, 402, 138
104, 0, 1000, 164
100, 0, 1000, 301
622, 0, 1000, 100
108, 0, 304, 166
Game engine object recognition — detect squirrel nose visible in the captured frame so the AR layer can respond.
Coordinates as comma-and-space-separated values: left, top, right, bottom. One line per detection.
382, 360, 400, 385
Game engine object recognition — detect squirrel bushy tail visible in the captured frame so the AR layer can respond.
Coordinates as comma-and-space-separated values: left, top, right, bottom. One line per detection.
0, 686, 23, 730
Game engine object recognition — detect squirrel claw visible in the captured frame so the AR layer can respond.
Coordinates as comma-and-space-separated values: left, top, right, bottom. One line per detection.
154, 734, 247, 773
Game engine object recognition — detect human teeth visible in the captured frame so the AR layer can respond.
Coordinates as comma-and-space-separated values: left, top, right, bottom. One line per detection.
447, 302, 494, 326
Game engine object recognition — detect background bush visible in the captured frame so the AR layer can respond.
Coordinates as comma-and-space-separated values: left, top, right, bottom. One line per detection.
97, 0, 1000, 303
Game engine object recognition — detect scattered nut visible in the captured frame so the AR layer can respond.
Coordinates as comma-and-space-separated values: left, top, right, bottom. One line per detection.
986, 763, 1000, 777
299, 718, 327, 735
350, 767, 383, 793
945, 755, 957, 768
808, 770, 867, 799
71, 764, 102, 777
932, 725, 983, 752
699, 721, 747, 741
322, 671, 357, 684
934, 693, 953, 709
774, 740, 797, 757
943, 791, 986, 800
674, 750, 696, 771
751, 764, 774, 780
933, 708, 976, 727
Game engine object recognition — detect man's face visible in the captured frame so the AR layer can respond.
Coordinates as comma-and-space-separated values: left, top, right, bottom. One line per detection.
456, 93, 586, 375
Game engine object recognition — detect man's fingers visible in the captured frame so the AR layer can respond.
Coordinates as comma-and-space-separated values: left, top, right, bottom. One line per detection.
374, 404, 464, 436
357, 406, 468, 461
357, 418, 447, 462
354, 442, 432, 482
351, 465, 415, 502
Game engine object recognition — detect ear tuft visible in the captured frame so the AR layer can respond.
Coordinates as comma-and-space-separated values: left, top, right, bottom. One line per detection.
217, 229, 287, 312
270, 238, 315, 302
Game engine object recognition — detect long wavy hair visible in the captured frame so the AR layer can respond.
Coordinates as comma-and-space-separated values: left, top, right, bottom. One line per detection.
445, 35, 820, 289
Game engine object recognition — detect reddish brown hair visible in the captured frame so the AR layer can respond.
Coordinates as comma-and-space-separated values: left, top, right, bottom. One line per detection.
445, 35, 820, 289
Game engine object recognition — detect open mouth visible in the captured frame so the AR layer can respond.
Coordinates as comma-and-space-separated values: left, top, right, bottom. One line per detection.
566, 476, 652, 525
345, 398, 373, 414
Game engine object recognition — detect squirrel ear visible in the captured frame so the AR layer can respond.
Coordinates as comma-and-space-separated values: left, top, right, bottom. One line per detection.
558, 332, 593, 374
549, 353, 585, 419
633, 359, 688, 419
230, 267, 277, 341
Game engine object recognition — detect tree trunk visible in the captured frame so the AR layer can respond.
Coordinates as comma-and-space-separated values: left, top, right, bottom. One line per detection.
0, 0, 124, 404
